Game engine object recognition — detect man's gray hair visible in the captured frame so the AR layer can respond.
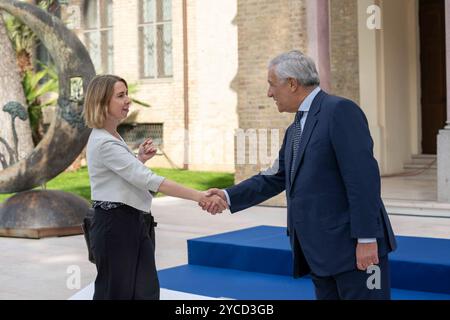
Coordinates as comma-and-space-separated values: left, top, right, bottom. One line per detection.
268, 50, 320, 87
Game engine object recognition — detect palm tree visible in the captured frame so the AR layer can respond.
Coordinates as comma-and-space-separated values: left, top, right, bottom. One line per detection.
0, 14, 34, 169
3, 9, 36, 75
3, 0, 53, 75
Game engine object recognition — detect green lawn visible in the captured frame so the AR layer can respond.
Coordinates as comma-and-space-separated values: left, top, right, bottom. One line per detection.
0, 167, 234, 203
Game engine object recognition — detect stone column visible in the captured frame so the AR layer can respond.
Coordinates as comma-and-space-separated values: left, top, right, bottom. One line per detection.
306, 0, 331, 92
437, 0, 450, 202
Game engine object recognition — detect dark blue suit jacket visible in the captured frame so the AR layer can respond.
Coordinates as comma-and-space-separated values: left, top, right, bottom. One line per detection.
226, 90, 397, 277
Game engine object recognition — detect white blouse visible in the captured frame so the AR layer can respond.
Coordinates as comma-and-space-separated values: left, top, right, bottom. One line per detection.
86, 128, 165, 213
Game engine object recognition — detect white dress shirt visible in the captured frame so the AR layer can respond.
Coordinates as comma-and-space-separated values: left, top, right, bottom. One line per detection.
86, 128, 165, 213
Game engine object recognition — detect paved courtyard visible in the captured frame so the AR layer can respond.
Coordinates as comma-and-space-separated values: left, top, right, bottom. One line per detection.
1, 195, 450, 300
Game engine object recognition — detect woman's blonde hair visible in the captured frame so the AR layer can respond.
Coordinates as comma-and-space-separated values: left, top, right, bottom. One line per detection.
83, 74, 128, 128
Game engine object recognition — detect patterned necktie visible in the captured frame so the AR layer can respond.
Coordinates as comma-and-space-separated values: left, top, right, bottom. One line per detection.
290, 111, 304, 181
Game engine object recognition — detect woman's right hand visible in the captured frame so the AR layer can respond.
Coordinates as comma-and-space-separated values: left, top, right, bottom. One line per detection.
157, 180, 228, 213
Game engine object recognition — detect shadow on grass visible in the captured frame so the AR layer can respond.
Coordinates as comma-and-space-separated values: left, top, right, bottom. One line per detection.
61, 186, 91, 202
0, 186, 91, 204
194, 175, 235, 190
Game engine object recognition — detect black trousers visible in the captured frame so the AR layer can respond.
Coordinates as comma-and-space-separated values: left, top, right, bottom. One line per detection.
310, 255, 391, 300
90, 205, 160, 300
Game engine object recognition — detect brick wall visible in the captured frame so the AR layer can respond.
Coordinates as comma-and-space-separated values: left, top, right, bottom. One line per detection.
234, 0, 308, 207
329, 0, 360, 103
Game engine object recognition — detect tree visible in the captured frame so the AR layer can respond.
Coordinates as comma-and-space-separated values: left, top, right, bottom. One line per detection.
0, 14, 34, 170
3, 0, 53, 76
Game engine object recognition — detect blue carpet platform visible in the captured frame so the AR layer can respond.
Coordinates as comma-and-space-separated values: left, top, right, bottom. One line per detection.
158, 226, 450, 300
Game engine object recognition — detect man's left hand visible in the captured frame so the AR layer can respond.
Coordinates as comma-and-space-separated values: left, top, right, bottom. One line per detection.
356, 242, 379, 271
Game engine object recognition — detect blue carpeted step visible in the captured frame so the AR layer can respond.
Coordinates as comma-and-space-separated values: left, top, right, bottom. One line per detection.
187, 226, 450, 295
188, 226, 293, 275
159, 265, 315, 300
158, 264, 450, 300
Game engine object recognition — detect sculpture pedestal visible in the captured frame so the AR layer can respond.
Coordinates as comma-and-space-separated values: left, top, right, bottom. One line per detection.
0, 190, 90, 238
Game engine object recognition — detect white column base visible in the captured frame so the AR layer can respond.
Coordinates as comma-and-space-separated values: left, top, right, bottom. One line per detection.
437, 128, 450, 202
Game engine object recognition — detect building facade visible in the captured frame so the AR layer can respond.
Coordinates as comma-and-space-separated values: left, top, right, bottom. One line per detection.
55, 0, 450, 204
59, 0, 239, 172
231, 0, 450, 206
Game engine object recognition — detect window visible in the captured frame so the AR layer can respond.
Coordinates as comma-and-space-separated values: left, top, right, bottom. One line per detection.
118, 123, 164, 149
138, 0, 173, 78
83, 0, 113, 74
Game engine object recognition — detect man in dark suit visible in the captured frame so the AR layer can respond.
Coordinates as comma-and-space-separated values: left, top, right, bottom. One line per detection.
203, 50, 397, 300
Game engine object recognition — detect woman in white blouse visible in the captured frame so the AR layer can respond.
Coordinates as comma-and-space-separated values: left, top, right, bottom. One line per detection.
83, 75, 227, 300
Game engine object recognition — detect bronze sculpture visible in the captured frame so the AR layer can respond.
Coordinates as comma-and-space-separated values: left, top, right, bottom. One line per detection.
0, 0, 96, 238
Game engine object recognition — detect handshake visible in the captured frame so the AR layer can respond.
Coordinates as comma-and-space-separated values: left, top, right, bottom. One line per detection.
198, 188, 228, 215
